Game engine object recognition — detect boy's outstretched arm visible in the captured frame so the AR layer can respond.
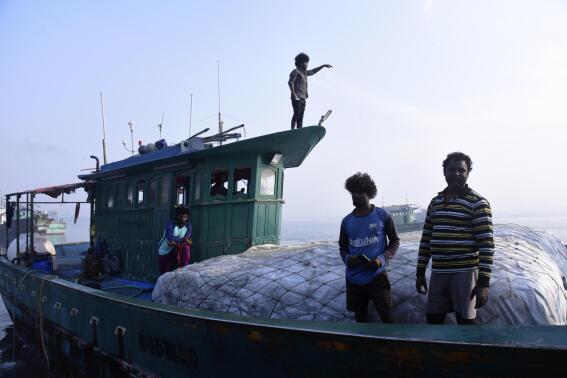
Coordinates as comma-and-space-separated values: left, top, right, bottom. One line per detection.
307, 64, 333, 75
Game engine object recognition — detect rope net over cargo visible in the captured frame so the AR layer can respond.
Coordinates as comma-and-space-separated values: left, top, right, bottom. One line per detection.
153, 224, 567, 325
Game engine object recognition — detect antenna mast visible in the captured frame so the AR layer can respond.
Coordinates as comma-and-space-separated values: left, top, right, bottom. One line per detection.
217, 60, 223, 134
158, 112, 164, 138
99, 92, 109, 164
189, 93, 193, 138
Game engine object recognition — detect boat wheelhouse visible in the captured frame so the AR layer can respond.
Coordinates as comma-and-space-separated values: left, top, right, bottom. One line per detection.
77, 126, 325, 281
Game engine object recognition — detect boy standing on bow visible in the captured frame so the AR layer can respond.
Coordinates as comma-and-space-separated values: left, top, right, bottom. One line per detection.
288, 52, 332, 129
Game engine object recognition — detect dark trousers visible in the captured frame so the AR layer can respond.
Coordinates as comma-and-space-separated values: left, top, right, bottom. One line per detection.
291, 98, 306, 129
346, 273, 394, 323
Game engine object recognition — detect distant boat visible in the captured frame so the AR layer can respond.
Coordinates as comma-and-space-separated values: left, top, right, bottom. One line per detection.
384, 204, 425, 233
0, 205, 65, 254
34, 210, 66, 235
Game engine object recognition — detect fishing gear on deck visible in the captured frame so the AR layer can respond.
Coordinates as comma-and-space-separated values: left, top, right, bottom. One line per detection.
188, 127, 210, 140
202, 124, 245, 143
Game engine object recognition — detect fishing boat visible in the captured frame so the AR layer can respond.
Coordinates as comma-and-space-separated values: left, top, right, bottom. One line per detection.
383, 204, 424, 233
1, 125, 566, 377
35, 210, 66, 236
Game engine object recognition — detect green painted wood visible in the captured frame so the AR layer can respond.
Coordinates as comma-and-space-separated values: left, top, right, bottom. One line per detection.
2, 261, 567, 377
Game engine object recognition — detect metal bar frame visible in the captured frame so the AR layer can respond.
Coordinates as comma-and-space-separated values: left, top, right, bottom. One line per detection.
30, 201, 90, 204
16, 194, 20, 257
5, 186, 95, 264
90, 190, 95, 247
3, 195, 8, 254
30, 192, 34, 255
25, 193, 29, 253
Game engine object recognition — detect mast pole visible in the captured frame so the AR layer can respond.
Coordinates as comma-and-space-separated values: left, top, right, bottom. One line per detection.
100, 92, 109, 164
15, 195, 19, 256
128, 121, 135, 156
159, 112, 165, 138
189, 93, 193, 138
217, 60, 224, 146
217, 60, 222, 134
4, 195, 9, 255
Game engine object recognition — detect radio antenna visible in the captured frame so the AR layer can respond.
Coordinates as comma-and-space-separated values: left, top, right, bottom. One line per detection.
158, 112, 164, 138
99, 92, 109, 164
217, 61, 226, 146
189, 93, 193, 138
217, 60, 222, 134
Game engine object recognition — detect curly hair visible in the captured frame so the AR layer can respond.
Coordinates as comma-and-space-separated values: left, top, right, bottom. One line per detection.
345, 172, 377, 198
295, 52, 310, 67
175, 206, 189, 216
442, 152, 473, 172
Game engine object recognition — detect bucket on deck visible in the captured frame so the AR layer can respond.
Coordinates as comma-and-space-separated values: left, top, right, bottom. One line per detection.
32, 255, 53, 274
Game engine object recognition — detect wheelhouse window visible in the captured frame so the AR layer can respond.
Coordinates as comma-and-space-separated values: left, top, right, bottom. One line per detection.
126, 182, 134, 206
176, 176, 190, 206
210, 169, 228, 197
194, 173, 201, 200
106, 187, 114, 209
234, 168, 251, 195
159, 176, 169, 205
115, 183, 123, 208
260, 168, 276, 195
137, 180, 145, 207
148, 179, 157, 205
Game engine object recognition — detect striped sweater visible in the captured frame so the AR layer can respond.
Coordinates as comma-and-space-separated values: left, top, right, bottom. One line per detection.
417, 185, 494, 287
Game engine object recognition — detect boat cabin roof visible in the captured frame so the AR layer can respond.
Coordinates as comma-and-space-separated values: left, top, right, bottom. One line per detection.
79, 126, 326, 181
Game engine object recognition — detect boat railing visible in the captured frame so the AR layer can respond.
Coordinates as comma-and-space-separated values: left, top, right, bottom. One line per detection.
3, 182, 93, 260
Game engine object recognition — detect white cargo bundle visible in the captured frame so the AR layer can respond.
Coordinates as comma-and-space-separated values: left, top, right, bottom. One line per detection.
152, 224, 567, 325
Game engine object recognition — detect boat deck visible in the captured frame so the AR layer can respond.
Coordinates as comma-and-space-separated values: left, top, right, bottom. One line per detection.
55, 242, 155, 301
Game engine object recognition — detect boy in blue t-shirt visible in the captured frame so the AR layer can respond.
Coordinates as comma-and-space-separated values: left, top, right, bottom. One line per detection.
339, 172, 400, 323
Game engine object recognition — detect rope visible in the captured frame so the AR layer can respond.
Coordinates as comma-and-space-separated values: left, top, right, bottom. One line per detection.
39, 278, 50, 370
11, 269, 55, 363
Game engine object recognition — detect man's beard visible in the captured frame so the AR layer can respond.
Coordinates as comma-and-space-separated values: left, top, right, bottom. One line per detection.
446, 176, 466, 188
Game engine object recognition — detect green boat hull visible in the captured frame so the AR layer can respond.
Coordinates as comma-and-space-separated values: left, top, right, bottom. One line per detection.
394, 222, 424, 234
1, 259, 566, 377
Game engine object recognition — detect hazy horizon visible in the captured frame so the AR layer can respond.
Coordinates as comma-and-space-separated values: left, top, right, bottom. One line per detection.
1, 1, 566, 220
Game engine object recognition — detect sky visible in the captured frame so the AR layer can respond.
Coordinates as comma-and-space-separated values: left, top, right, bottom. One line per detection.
1, 0, 566, 221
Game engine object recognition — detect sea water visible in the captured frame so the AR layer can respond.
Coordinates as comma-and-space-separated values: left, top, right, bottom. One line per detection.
1, 216, 566, 376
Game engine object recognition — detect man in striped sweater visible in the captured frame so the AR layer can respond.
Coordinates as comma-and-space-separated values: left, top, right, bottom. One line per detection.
416, 152, 494, 325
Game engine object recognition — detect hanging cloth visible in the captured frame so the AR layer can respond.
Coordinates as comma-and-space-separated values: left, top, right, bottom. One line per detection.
6, 202, 15, 229
74, 202, 81, 224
